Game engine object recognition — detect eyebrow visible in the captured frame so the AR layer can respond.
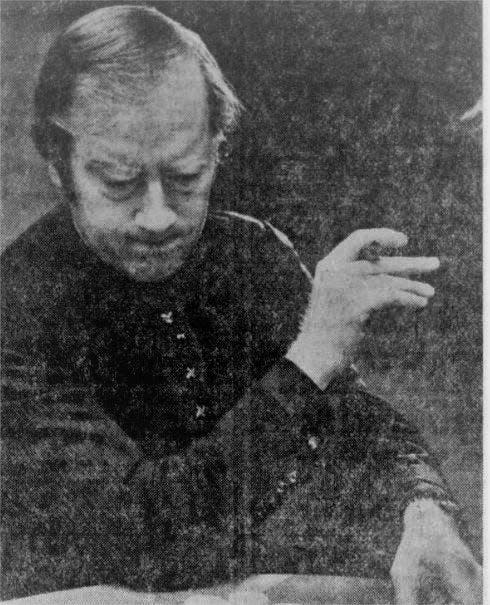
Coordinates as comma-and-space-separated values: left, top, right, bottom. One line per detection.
167, 160, 209, 175
86, 157, 211, 176
85, 158, 141, 175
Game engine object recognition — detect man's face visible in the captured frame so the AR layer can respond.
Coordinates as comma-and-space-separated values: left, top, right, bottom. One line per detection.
62, 58, 219, 282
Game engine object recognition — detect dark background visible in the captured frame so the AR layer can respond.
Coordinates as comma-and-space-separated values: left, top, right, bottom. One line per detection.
1, 0, 482, 556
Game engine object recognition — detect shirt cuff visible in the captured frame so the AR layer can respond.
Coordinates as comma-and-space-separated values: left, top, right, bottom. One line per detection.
259, 357, 324, 416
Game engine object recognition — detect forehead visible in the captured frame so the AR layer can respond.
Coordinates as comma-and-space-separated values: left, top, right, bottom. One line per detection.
69, 58, 212, 166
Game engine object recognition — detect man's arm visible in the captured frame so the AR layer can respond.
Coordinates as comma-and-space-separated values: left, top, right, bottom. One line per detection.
2, 328, 480, 601
282, 226, 481, 604
1, 346, 324, 595
2, 222, 479, 600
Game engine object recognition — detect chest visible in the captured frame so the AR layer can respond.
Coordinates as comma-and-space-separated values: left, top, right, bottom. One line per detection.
52, 286, 290, 453
43, 246, 307, 453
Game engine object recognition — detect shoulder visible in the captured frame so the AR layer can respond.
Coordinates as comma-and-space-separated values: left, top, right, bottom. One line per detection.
206, 210, 313, 285
199, 210, 312, 351
1, 205, 91, 347
2, 204, 76, 288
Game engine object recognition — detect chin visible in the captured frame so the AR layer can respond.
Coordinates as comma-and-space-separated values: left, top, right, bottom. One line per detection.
97, 238, 195, 282
121, 257, 185, 282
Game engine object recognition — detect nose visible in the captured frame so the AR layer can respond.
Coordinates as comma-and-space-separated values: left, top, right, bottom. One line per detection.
134, 179, 178, 232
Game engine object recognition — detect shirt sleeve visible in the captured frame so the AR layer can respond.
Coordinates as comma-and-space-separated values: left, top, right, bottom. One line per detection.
0, 345, 313, 594
241, 220, 460, 520
262, 358, 460, 516
2, 339, 461, 596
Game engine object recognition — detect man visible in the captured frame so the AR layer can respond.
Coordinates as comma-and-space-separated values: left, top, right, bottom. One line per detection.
1, 5, 481, 603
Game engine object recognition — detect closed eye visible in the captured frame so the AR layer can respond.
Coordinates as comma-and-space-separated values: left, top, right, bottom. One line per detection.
172, 173, 201, 185
165, 172, 205, 194
104, 176, 141, 188
102, 175, 144, 199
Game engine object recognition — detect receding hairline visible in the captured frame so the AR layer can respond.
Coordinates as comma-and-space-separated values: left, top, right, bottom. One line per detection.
54, 55, 214, 144
32, 4, 243, 162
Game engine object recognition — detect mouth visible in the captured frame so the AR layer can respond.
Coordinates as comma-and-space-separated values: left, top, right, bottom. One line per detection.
128, 237, 184, 256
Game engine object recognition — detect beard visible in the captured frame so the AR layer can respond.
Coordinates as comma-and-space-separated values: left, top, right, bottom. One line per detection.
74, 220, 195, 282
115, 239, 190, 282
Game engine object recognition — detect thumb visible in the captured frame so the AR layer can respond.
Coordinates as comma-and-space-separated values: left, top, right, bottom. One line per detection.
326, 228, 408, 264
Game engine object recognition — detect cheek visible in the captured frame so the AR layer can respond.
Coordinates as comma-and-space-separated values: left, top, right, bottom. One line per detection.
73, 182, 129, 232
77, 202, 126, 238
182, 176, 213, 222
182, 196, 209, 226
87, 204, 127, 229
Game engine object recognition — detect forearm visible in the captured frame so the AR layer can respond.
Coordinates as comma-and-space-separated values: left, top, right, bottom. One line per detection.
142, 357, 460, 565
333, 382, 459, 517
143, 360, 316, 539
2, 347, 458, 594
2, 353, 315, 591
276, 351, 459, 518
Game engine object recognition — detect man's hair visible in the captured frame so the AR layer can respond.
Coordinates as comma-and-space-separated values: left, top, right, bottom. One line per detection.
32, 4, 242, 163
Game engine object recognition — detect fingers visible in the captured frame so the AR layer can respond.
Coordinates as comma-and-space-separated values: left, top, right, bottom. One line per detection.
447, 557, 483, 605
375, 276, 435, 298
374, 289, 429, 310
356, 276, 433, 311
355, 256, 440, 275
327, 228, 408, 263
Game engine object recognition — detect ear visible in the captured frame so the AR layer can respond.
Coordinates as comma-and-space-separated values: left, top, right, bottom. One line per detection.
47, 163, 62, 188
212, 132, 227, 165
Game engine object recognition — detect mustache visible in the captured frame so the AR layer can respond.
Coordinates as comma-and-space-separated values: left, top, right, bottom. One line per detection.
125, 230, 191, 246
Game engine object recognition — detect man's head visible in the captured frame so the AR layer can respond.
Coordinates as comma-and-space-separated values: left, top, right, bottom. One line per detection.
32, 5, 242, 281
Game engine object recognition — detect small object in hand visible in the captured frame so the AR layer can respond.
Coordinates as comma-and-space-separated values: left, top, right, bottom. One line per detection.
358, 241, 384, 262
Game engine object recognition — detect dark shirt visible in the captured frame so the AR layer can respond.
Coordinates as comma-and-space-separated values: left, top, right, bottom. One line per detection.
1, 205, 455, 598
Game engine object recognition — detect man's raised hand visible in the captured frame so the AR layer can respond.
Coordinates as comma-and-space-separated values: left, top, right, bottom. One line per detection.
286, 228, 439, 389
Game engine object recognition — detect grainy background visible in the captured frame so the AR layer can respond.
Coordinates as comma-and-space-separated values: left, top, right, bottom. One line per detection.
1, 0, 482, 557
